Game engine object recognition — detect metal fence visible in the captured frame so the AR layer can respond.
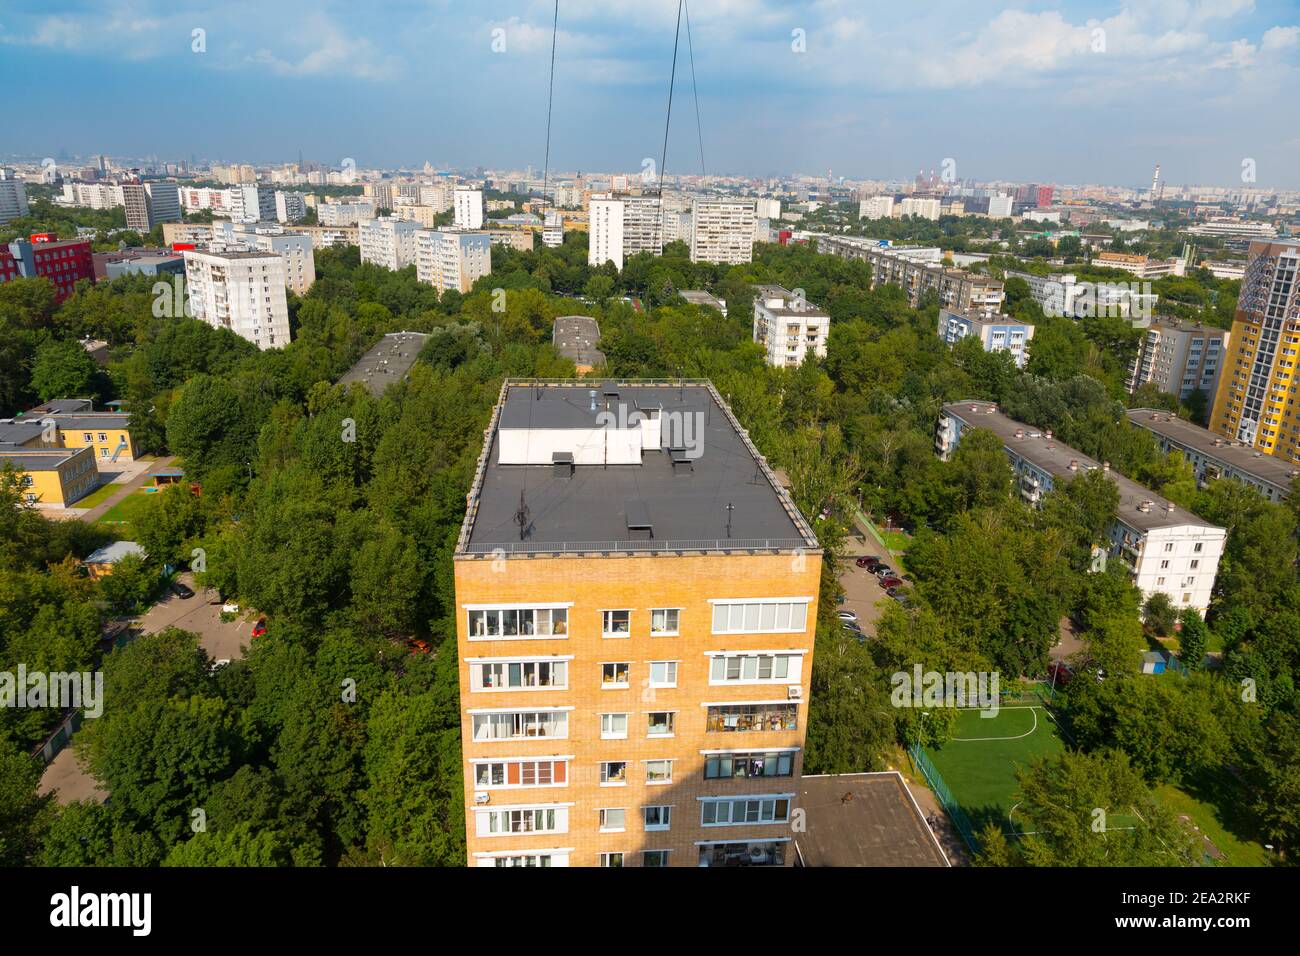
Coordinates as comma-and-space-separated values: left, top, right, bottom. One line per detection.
909, 743, 982, 856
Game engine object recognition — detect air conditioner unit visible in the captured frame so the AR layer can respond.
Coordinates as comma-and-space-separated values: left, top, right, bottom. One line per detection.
474, 792, 490, 805
787, 685, 803, 700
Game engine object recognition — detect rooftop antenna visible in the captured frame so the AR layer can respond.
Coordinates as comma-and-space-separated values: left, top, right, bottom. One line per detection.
725, 501, 734, 538
514, 491, 531, 541
589, 389, 598, 412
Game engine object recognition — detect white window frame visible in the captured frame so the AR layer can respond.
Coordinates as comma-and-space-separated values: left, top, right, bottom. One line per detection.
470, 756, 572, 791
601, 609, 632, 638
698, 794, 794, 827
468, 706, 573, 742
706, 650, 806, 685
644, 759, 674, 785
648, 661, 679, 688
646, 711, 676, 737
464, 602, 573, 641
467, 655, 573, 692
650, 608, 681, 636
600, 712, 629, 740
601, 662, 631, 689
598, 808, 626, 833
709, 598, 813, 635
643, 805, 672, 831
600, 761, 628, 786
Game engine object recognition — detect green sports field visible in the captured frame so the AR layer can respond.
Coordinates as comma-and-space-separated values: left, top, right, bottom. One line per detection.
924, 705, 1066, 835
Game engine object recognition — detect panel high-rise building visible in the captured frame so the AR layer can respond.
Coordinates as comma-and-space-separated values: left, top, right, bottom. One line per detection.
359, 216, 421, 271
183, 250, 291, 349
416, 229, 492, 293
588, 195, 662, 270
690, 198, 756, 265
454, 381, 822, 867
1211, 241, 1300, 462
454, 188, 485, 230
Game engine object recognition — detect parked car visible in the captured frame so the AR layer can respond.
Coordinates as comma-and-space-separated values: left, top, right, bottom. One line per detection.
221, 602, 240, 614
873, 565, 893, 577
879, 576, 904, 589
855, 556, 880, 569
1047, 662, 1074, 687
171, 581, 195, 600
252, 618, 267, 638
837, 610, 858, 623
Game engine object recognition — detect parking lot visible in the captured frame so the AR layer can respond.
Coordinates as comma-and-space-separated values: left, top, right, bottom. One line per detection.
135, 572, 256, 662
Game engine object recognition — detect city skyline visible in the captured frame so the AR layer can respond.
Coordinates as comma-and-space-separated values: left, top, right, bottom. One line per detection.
2, 1, 1299, 188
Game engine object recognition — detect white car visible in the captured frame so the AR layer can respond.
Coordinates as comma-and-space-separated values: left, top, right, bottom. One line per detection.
221, 602, 240, 614
836, 610, 859, 623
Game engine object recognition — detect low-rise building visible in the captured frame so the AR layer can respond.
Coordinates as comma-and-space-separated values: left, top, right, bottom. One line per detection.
337, 331, 430, 397
753, 285, 829, 368
937, 401, 1225, 615
551, 316, 605, 374
679, 290, 727, 317
1127, 408, 1297, 503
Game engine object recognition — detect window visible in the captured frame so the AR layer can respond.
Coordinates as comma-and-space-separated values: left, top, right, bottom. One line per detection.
651, 609, 680, 635
699, 842, 785, 867
97, 432, 107, 443
487, 854, 555, 868
709, 653, 801, 684
602, 663, 630, 688
601, 761, 627, 785
599, 808, 626, 832
82, 432, 92, 442
1194, 542, 1203, 553
701, 796, 791, 826
474, 759, 567, 789
1164, 543, 1174, 553
711, 600, 809, 634
601, 713, 629, 739
472, 659, 568, 691
704, 751, 796, 779
467, 606, 569, 639
642, 850, 670, 867
483, 807, 562, 835
706, 703, 799, 734
649, 661, 678, 688
600, 852, 624, 868
602, 610, 631, 637
647, 712, 675, 737
643, 806, 672, 830
645, 760, 673, 784
1160, 560, 1169, 569
471, 710, 569, 741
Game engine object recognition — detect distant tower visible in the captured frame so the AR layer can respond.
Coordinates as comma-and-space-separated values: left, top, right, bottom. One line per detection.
1150, 164, 1161, 201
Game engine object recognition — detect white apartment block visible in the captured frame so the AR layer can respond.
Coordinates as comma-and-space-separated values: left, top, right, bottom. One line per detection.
938, 402, 1226, 615
454, 188, 485, 230
858, 196, 895, 220
275, 191, 307, 223
416, 229, 492, 293
588, 194, 663, 270
359, 217, 422, 271
214, 223, 317, 296
319, 199, 375, 227
0, 170, 27, 226
938, 308, 1035, 369
899, 197, 941, 220
755, 197, 782, 220
419, 183, 454, 212
59, 181, 123, 210
690, 198, 756, 265
542, 211, 564, 248
987, 194, 1014, 218
228, 185, 277, 224
183, 250, 291, 350
753, 285, 830, 368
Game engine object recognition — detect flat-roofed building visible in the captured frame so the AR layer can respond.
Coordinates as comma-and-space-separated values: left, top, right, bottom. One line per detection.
551, 316, 605, 374
359, 217, 421, 271
183, 249, 291, 349
690, 198, 755, 265
679, 290, 727, 317
0, 445, 99, 507
588, 194, 662, 270
818, 236, 1003, 312
415, 229, 492, 293
753, 285, 830, 368
337, 331, 429, 396
454, 380, 822, 867
938, 307, 1034, 368
1127, 408, 1297, 503
1126, 318, 1228, 401
938, 401, 1225, 615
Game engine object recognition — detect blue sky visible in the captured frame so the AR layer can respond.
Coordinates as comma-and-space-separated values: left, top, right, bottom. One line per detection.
2, 0, 1298, 187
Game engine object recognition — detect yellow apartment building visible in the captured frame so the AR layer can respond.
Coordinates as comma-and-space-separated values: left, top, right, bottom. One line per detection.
1, 446, 99, 506
454, 380, 822, 868
19, 399, 136, 466
1212, 241, 1300, 463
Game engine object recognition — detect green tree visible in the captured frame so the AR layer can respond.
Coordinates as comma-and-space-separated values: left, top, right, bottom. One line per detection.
29, 339, 100, 402
1177, 609, 1208, 671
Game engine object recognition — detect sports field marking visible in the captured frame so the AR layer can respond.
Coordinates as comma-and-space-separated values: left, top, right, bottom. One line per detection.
949, 706, 1040, 742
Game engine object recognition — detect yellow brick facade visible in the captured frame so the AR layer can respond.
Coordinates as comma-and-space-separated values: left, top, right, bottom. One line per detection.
454, 549, 822, 868
57, 422, 136, 465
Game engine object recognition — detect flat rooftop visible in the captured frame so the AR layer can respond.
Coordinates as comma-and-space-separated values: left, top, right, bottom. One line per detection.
1127, 408, 1299, 490
794, 773, 950, 867
458, 380, 818, 556
337, 331, 430, 397
944, 401, 1223, 534
551, 316, 605, 369
0, 447, 86, 471
679, 290, 726, 311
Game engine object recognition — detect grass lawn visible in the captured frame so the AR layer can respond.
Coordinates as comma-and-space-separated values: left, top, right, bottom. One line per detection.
1155, 774, 1273, 867
95, 490, 152, 538
72, 481, 125, 509
925, 705, 1066, 836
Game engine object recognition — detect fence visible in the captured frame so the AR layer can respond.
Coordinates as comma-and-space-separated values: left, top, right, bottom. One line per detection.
909, 743, 981, 855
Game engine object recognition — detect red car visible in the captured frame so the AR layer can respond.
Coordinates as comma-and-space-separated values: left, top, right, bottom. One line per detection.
407, 639, 433, 655
1047, 662, 1074, 687
252, 618, 267, 638
855, 556, 881, 569
879, 576, 904, 589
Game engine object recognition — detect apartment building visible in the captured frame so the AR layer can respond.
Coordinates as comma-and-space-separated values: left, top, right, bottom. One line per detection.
754, 198, 781, 220
415, 229, 492, 293
1003, 269, 1155, 319
690, 198, 756, 265
858, 196, 895, 220
938, 402, 1225, 614
0, 169, 30, 225
1127, 408, 1297, 503
454, 380, 822, 867
680, 290, 727, 317
319, 199, 375, 227
938, 308, 1034, 369
753, 285, 830, 368
359, 217, 422, 271
542, 211, 564, 248
214, 223, 317, 295
898, 197, 941, 220
1126, 318, 1227, 401
58, 181, 123, 210
818, 235, 1005, 312
121, 181, 179, 232
0, 238, 95, 302
0, 434, 98, 506
1092, 251, 1186, 279
455, 188, 485, 230
183, 249, 291, 349
588, 194, 662, 270
275, 191, 307, 223
227, 185, 277, 224
1211, 241, 1300, 462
